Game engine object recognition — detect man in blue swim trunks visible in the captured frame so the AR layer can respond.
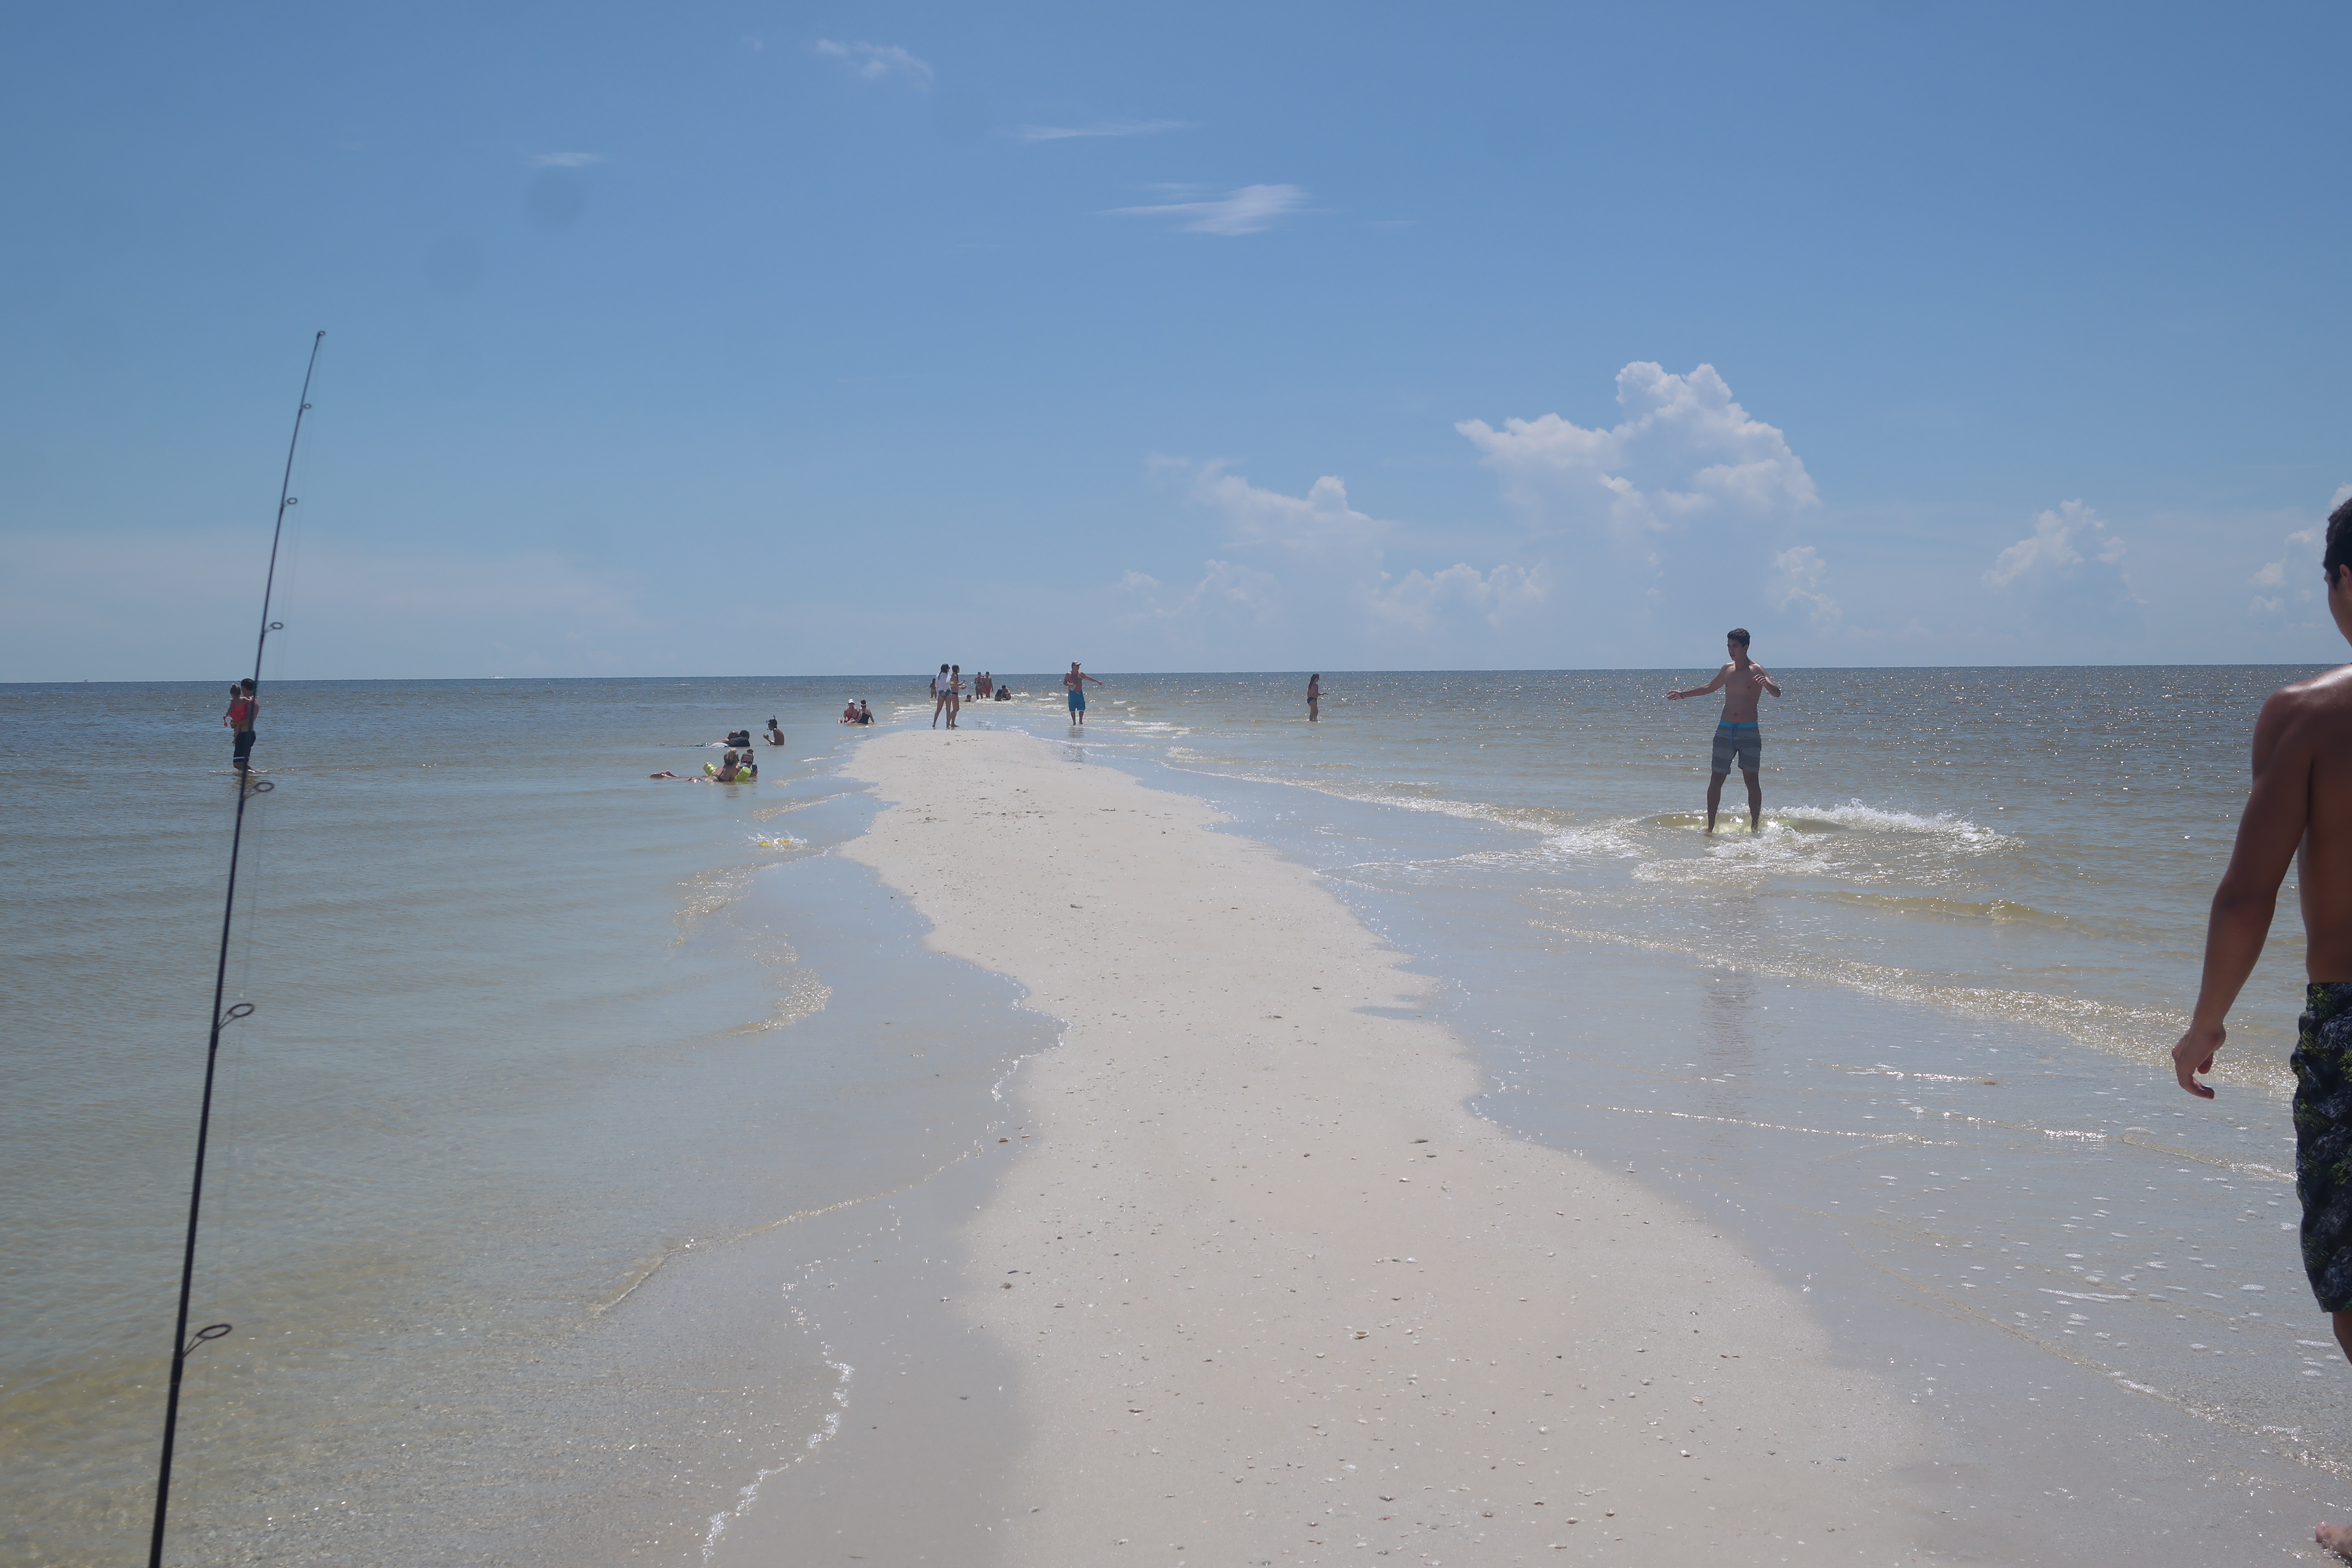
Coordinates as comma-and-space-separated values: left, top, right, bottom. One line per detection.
2172, 494, 2352, 1561
1063, 662, 1104, 726
1666, 627, 1780, 835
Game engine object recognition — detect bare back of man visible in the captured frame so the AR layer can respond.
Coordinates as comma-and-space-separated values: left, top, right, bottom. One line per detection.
2173, 499, 2352, 1561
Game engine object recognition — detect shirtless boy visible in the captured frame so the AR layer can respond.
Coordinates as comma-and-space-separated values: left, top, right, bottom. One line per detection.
1064, 662, 1104, 726
1666, 628, 1781, 834
2172, 498, 2352, 1561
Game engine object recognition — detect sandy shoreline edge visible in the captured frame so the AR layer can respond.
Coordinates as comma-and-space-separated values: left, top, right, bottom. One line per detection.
736, 726, 1945, 1563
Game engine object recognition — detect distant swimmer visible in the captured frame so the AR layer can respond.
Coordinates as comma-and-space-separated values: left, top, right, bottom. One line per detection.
1064, 662, 1105, 726
224, 678, 258, 772
766, 718, 786, 746
931, 665, 952, 729
2171, 498, 2352, 1566
1307, 673, 1322, 723
1666, 627, 1780, 835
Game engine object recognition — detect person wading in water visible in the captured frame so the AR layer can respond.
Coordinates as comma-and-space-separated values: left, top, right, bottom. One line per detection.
1666, 628, 1780, 835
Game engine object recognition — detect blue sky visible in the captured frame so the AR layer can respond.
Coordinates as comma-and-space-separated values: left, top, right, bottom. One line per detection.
3, 1, 2348, 680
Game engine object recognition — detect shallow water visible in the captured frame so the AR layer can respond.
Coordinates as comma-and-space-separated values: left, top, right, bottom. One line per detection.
12, 665, 2351, 1565
951, 665, 2352, 1535
0, 678, 1044, 1565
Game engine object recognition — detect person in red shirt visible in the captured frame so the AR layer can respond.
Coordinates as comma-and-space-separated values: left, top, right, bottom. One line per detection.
224, 679, 258, 772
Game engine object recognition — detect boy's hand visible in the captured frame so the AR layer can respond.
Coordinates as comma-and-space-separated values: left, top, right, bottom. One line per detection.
2172, 1023, 2224, 1098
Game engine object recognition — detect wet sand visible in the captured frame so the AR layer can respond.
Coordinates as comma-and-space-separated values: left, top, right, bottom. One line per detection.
729, 725, 1941, 1563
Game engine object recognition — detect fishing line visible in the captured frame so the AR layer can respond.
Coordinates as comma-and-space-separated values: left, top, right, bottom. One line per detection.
147, 331, 325, 1568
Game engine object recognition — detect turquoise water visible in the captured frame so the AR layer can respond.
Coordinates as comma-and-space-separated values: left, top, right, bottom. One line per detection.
9, 665, 2351, 1565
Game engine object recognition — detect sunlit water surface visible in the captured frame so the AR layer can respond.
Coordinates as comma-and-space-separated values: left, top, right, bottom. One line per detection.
11, 665, 2351, 1565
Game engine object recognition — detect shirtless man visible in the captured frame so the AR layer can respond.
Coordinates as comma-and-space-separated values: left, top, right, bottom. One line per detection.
1665, 628, 1781, 834
1064, 662, 1105, 726
2172, 498, 2352, 1562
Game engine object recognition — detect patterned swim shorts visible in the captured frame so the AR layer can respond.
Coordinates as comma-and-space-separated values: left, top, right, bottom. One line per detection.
1710, 723, 1761, 776
2293, 982, 2352, 1312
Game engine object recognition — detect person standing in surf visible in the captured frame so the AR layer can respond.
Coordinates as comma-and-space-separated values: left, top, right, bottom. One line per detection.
931, 665, 952, 729
1064, 662, 1104, 726
1666, 628, 1780, 835
224, 679, 258, 773
1307, 674, 1322, 723
2171, 496, 2352, 1565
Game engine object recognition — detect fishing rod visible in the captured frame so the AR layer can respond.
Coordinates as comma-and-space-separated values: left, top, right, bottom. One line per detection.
147, 330, 325, 1568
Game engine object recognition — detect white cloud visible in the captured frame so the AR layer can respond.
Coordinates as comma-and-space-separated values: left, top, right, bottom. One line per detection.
1984, 500, 2126, 588
814, 39, 933, 84
1120, 461, 1548, 650
1106, 184, 1307, 236
1369, 561, 1551, 634
1185, 464, 1386, 552
1457, 363, 1817, 539
2248, 522, 2325, 602
1768, 544, 1840, 624
1019, 119, 1191, 143
2252, 596, 2285, 615
528, 152, 604, 168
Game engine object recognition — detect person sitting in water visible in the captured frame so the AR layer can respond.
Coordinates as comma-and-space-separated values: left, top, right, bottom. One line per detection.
726, 728, 753, 748
841, 702, 860, 724
732, 750, 757, 781
857, 701, 874, 724
995, 686, 1011, 701
766, 718, 785, 746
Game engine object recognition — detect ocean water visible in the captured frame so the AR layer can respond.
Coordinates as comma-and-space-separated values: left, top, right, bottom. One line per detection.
0, 678, 1048, 1565
9, 665, 2349, 1565
946, 665, 2352, 1538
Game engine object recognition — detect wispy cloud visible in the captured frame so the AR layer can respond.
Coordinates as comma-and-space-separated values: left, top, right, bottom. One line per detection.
814, 39, 934, 84
1983, 500, 2125, 589
529, 152, 604, 168
1106, 184, 1308, 236
1017, 119, 1191, 144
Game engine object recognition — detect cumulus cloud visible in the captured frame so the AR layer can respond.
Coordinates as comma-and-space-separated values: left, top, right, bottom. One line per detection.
1019, 119, 1191, 143
1124, 462, 1547, 649
1369, 561, 1552, 634
1106, 184, 1307, 236
2246, 521, 2326, 613
1457, 363, 1817, 539
815, 39, 933, 84
1768, 544, 1839, 624
1983, 500, 2125, 588
1184, 463, 1386, 552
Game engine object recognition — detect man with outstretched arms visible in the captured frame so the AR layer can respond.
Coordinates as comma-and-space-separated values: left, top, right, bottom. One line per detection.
1666, 627, 1780, 834
2173, 498, 2352, 1563
1063, 662, 1104, 726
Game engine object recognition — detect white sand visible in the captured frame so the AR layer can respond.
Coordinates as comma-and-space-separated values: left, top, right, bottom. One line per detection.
838, 727, 1939, 1562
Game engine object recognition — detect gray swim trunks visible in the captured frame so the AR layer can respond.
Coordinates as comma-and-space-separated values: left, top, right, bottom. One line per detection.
1710, 722, 1761, 775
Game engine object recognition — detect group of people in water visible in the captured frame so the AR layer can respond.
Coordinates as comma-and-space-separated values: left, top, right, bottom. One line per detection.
648, 717, 787, 782
839, 701, 875, 725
